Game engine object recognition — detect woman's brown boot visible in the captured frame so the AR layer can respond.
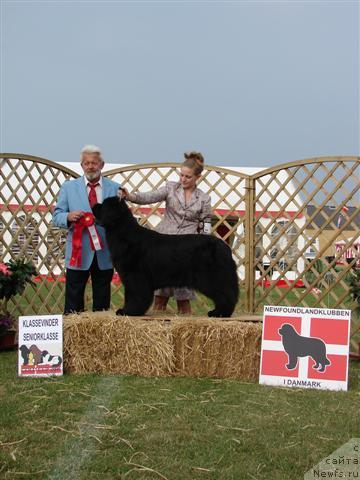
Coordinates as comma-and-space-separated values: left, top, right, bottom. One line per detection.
177, 300, 192, 314
153, 295, 169, 312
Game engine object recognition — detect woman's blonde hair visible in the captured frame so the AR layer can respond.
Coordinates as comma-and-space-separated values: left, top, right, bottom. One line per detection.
182, 151, 204, 176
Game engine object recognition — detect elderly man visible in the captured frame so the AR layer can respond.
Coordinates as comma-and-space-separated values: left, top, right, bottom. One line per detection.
53, 145, 120, 314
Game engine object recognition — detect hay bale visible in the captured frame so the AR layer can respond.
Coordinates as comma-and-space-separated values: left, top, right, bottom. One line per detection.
63, 312, 262, 379
170, 318, 262, 380
63, 312, 174, 376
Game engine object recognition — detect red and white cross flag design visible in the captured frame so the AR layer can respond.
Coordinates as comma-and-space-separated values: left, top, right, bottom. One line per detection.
259, 306, 351, 391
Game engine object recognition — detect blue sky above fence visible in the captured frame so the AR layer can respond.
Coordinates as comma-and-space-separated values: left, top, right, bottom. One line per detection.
1, 1, 359, 167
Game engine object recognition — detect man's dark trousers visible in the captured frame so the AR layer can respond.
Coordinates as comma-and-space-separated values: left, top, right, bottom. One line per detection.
64, 255, 113, 314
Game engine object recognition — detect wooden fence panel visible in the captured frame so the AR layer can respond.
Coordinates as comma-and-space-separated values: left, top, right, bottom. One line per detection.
0, 154, 359, 316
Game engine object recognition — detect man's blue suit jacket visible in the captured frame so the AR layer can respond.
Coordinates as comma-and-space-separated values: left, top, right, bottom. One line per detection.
52, 176, 120, 270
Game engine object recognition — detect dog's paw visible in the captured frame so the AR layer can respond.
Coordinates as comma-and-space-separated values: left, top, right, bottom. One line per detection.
116, 308, 125, 316
208, 310, 217, 317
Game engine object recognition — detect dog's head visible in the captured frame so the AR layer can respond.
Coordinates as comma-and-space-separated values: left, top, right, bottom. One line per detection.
278, 323, 297, 337
92, 196, 131, 228
30, 344, 42, 355
19, 345, 29, 354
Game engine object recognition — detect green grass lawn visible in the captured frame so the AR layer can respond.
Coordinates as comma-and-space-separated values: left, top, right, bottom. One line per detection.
0, 351, 359, 480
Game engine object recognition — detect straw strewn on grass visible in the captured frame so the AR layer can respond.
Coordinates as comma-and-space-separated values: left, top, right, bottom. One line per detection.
63, 313, 262, 379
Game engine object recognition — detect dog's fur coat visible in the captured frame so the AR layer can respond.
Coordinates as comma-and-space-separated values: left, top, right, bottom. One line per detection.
93, 197, 239, 317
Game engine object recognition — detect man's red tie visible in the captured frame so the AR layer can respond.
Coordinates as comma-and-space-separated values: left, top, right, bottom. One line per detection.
88, 183, 99, 208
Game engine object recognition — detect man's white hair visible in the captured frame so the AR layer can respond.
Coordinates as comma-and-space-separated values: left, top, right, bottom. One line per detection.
80, 144, 104, 162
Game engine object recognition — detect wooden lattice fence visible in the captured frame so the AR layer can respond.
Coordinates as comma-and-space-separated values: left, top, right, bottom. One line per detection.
0, 154, 359, 319
0, 155, 77, 315
247, 158, 359, 314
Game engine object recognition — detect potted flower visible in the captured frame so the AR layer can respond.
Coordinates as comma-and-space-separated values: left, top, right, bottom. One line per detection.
0, 259, 36, 349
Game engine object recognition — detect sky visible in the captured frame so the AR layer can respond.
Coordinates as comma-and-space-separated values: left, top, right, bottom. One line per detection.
1, 0, 359, 167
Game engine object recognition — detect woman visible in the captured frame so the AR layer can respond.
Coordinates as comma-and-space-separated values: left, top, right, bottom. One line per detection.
120, 152, 212, 314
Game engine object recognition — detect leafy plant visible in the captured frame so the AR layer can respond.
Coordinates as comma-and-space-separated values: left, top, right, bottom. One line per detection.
0, 313, 14, 335
305, 259, 325, 288
0, 258, 36, 334
0, 258, 37, 301
347, 268, 360, 312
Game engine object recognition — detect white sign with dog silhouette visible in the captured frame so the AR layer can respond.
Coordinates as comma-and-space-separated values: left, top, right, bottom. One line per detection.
259, 305, 351, 391
18, 315, 63, 377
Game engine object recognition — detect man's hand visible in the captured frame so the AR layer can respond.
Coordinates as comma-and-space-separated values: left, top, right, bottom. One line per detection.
67, 211, 84, 223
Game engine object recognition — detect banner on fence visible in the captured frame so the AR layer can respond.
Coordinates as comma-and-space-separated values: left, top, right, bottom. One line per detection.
18, 314, 63, 377
259, 305, 351, 391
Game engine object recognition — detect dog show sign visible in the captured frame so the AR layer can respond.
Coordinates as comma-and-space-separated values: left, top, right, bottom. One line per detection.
18, 314, 63, 377
259, 305, 351, 391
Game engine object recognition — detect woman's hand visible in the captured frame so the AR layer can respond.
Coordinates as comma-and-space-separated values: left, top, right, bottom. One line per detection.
117, 187, 136, 202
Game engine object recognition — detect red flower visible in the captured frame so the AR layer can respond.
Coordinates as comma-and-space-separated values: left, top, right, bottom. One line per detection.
0, 263, 11, 276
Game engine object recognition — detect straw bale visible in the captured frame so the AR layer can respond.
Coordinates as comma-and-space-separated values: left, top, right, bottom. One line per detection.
63, 312, 174, 376
170, 317, 262, 380
63, 313, 262, 379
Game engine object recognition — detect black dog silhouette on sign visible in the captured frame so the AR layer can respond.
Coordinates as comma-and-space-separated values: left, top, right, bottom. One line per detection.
278, 324, 331, 373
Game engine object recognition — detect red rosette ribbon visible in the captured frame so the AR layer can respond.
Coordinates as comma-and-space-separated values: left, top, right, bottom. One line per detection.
70, 212, 104, 267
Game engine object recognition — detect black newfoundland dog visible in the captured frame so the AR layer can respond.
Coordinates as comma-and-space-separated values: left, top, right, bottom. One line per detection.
278, 324, 331, 372
93, 197, 239, 317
